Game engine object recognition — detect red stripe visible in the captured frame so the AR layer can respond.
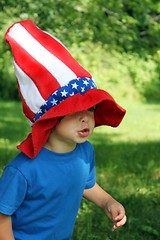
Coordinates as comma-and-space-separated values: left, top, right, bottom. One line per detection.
20, 20, 92, 78
5, 33, 60, 100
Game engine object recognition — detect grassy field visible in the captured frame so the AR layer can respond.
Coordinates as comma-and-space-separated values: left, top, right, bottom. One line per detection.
0, 100, 160, 240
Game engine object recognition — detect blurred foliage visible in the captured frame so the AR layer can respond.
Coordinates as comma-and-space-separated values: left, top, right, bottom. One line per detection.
0, 0, 160, 101
70, 42, 160, 102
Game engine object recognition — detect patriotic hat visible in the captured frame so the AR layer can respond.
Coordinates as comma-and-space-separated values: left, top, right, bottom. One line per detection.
5, 20, 126, 158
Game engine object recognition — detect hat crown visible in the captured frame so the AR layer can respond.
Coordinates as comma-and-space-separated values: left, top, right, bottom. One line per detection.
5, 20, 93, 122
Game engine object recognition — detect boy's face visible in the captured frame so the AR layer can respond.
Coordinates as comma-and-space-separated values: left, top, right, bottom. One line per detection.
52, 107, 95, 147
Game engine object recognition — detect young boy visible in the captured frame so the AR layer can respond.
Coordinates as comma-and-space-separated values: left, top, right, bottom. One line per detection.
0, 20, 126, 240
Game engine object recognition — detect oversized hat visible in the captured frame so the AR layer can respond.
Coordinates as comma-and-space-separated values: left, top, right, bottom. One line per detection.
5, 20, 126, 158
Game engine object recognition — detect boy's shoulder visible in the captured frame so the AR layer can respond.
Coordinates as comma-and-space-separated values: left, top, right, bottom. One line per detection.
4, 149, 48, 179
5, 152, 33, 173
8, 152, 29, 166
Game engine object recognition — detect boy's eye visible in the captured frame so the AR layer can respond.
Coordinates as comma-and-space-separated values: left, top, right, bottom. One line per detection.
88, 106, 96, 112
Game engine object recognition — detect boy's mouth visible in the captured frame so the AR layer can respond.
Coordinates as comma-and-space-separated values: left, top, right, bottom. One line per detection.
78, 128, 90, 137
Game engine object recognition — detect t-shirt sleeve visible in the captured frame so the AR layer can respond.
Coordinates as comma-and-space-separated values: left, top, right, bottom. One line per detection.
85, 144, 96, 189
0, 166, 27, 215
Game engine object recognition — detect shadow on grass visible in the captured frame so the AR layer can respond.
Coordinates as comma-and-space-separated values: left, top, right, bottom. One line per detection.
92, 134, 160, 174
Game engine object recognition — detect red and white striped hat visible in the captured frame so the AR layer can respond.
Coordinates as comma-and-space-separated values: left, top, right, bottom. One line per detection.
5, 20, 126, 158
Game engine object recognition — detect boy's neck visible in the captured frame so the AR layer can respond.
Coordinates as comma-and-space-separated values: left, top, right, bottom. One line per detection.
44, 132, 77, 153
44, 141, 77, 153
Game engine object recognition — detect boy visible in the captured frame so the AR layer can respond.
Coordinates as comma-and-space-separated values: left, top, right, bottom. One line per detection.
0, 20, 126, 240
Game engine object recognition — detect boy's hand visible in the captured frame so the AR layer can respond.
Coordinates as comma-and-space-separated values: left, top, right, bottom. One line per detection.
83, 183, 127, 231
104, 198, 127, 231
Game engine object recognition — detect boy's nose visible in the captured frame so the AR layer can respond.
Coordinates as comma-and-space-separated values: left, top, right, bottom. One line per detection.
79, 111, 89, 122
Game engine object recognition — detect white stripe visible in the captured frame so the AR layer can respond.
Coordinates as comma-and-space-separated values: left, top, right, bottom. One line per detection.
14, 61, 45, 113
8, 23, 77, 86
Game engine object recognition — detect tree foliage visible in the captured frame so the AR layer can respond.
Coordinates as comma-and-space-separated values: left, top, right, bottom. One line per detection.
1, 0, 159, 52
0, 0, 160, 101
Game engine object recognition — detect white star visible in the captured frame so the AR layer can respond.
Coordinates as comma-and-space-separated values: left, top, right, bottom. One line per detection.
72, 82, 78, 89
38, 109, 42, 114
83, 80, 89, 86
81, 87, 85, 92
92, 82, 96, 87
61, 89, 68, 97
51, 99, 58, 106
43, 100, 48, 106
70, 92, 75, 96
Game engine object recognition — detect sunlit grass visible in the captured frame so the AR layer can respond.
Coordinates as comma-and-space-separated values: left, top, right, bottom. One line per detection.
93, 100, 160, 142
0, 100, 160, 239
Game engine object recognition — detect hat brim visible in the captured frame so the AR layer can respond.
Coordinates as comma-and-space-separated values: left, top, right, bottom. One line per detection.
17, 89, 126, 158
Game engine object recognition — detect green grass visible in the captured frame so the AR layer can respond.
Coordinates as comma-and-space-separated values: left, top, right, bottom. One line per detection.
0, 100, 160, 240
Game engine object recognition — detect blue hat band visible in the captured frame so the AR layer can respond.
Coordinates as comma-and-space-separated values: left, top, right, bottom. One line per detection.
33, 77, 96, 122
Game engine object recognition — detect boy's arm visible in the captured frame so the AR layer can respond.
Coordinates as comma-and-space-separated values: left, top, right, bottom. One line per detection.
83, 183, 127, 231
0, 213, 15, 240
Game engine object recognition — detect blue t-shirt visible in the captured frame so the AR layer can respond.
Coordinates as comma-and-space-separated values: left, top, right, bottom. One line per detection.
0, 141, 96, 240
